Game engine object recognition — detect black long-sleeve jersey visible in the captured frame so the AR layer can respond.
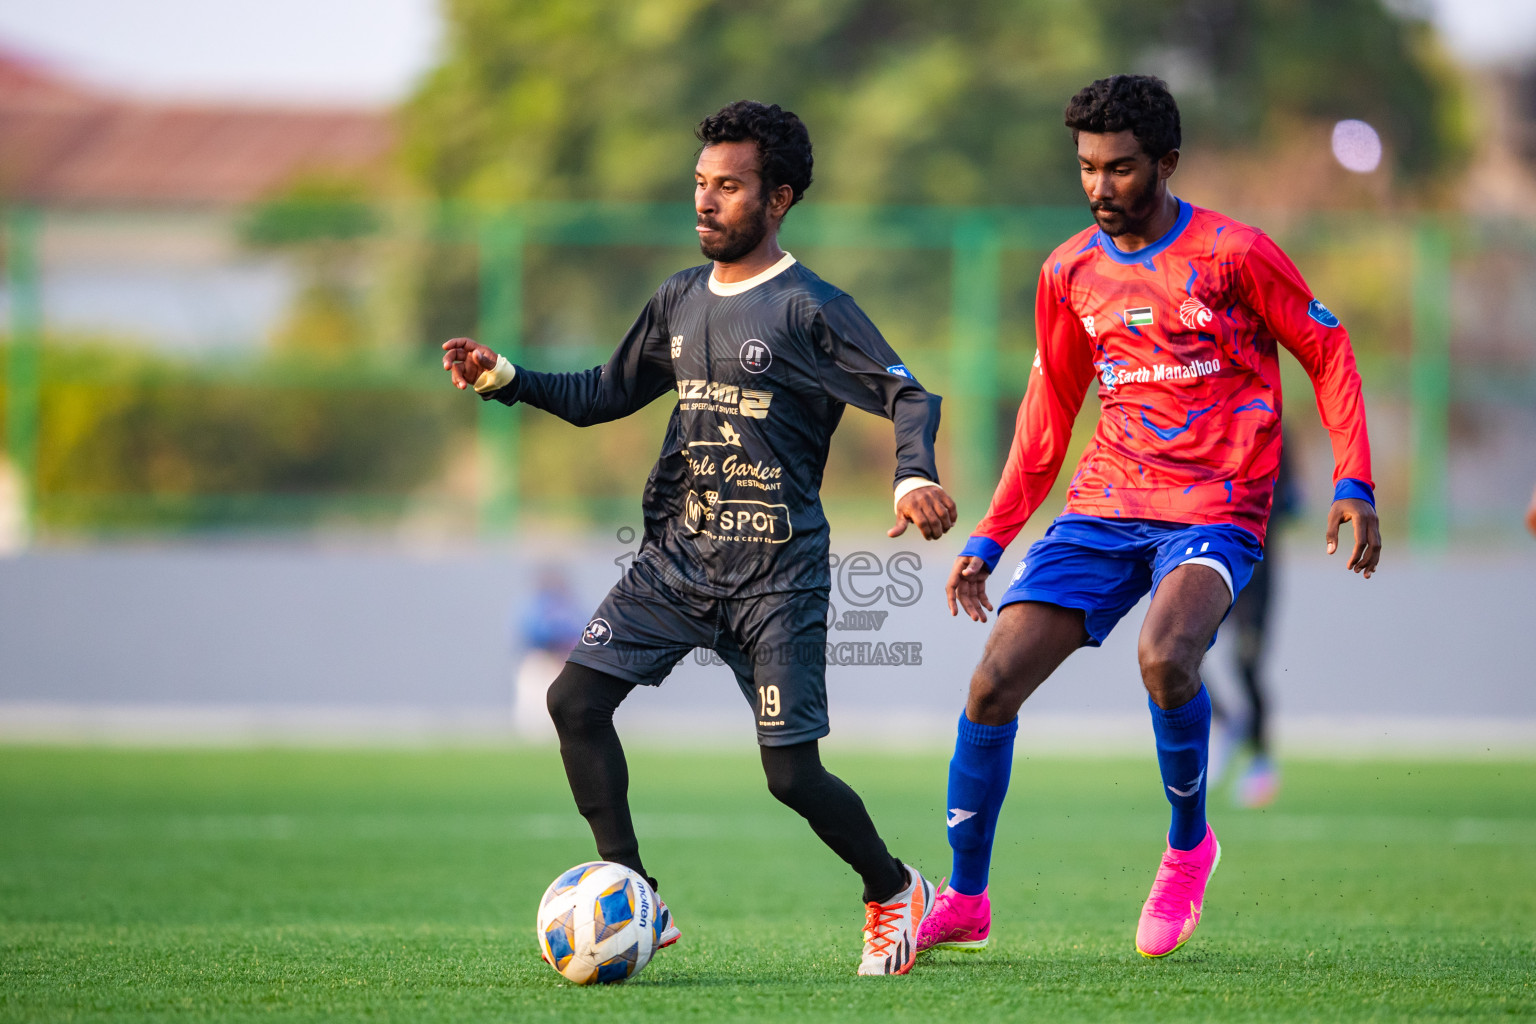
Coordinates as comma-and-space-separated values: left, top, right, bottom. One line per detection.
483, 257, 943, 597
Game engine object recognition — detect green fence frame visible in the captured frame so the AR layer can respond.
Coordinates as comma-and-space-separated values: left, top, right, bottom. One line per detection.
1, 201, 1471, 542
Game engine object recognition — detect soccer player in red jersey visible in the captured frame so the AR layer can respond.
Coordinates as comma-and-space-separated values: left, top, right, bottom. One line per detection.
915, 76, 1381, 960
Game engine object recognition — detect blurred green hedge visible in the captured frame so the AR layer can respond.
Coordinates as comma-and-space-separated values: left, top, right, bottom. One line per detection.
1, 344, 473, 532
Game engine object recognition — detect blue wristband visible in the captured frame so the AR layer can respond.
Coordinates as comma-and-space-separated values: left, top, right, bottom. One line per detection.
958, 536, 1005, 573
1332, 478, 1375, 507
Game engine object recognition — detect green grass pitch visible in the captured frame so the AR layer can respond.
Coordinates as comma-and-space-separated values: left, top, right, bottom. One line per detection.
1, 746, 1532, 1022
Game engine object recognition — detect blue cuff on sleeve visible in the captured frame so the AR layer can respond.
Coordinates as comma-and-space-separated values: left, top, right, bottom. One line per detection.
1333, 478, 1375, 507
958, 536, 1005, 573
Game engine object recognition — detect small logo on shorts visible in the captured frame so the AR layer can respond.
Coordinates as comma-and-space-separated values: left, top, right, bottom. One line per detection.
1010, 561, 1027, 583
740, 339, 772, 373
581, 618, 614, 646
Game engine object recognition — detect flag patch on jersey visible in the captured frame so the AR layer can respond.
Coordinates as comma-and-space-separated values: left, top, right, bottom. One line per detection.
1124, 307, 1154, 327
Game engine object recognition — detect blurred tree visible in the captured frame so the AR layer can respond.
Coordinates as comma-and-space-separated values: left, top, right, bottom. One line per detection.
401, 0, 1467, 208
389, 0, 1471, 530
26, 344, 468, 532
242, 176, 382, 354
1095, 0, 1469, 186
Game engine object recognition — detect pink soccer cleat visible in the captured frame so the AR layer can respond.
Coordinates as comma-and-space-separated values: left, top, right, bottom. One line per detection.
915, 880, 991, 953
1236, 757, 1280, 809
1135, 825, 1221, 958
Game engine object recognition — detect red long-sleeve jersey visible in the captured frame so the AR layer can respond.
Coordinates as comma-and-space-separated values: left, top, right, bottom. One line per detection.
964, 201, 1373, 564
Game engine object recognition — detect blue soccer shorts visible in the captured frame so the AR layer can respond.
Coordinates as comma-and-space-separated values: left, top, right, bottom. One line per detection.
996, 514, 1265, 647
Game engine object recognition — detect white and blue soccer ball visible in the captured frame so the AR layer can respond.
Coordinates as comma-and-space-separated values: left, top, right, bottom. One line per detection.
536, 861, 660, 984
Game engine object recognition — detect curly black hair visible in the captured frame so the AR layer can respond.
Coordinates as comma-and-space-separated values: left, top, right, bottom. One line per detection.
695, 100, 814, 208
1064, 75, 1182, 160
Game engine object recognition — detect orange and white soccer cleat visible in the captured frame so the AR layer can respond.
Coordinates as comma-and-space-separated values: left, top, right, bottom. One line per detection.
1135, 825, 1221, 957
654, 894, 680, 950
858, 863, 935, 976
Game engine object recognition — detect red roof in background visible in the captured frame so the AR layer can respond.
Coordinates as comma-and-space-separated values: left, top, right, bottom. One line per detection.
0, 50, 394, 206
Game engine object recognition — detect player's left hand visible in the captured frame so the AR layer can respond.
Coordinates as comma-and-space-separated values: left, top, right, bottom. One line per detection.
890, 485, 958, 540
1326, 498, 1381, 578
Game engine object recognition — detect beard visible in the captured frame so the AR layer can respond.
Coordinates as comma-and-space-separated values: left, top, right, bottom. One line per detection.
1091, 174, 1159, 237
698, 199, 770, 262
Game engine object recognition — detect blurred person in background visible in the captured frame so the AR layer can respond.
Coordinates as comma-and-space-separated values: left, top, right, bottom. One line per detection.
511, 570, 587, 741
1208, 433, 1301, 808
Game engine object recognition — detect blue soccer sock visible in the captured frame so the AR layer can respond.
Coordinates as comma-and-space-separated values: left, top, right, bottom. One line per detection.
1149, 684, 1212, 851
945, 711, 1018, 896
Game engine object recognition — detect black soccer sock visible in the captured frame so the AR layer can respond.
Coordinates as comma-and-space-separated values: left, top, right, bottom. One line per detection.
1237, 656, 1270, 757
545, 662, 658, 892
759, 740, 907, 905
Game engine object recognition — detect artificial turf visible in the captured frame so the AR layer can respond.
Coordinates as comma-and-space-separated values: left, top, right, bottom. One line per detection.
0, 746, 1531, 1022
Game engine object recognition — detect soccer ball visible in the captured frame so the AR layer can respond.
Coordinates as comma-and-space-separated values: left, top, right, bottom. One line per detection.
536, 861, 660, 984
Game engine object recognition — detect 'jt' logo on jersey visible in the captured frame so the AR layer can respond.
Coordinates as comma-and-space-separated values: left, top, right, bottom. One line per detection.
1081, 315, 1097, 338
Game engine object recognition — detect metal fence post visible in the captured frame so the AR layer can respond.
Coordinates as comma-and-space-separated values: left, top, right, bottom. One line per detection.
5, 205, 43, 543
477, 208, 524, 534
1409, 221, 1451, 548
949, 213, 1002, 517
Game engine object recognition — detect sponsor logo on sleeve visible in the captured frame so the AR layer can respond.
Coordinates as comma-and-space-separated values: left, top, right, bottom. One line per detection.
1307, 299, 1340, 327
1178, 298, 1214, 329
739, 339, 772, 373
581, 618, 614, 646
1081, 315, 1097, 338
670, 334, 684, 359
1124, 307, 1155, 327
886, 363, 915, 380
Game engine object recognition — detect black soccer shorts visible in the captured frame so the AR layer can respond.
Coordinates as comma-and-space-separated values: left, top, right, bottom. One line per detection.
565, 560, 830, 746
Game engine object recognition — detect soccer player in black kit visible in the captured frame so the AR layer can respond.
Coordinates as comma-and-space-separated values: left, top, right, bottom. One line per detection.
443, 101, 958, 976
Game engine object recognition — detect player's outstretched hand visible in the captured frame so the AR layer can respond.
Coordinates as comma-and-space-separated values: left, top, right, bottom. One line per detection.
1326, 497, 1381, 578
890, 484, 958, 540
442, 337, 500, 391
946, 555, 994, 622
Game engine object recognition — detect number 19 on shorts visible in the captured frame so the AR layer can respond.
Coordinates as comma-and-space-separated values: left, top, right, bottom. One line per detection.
757, 685, 780, 718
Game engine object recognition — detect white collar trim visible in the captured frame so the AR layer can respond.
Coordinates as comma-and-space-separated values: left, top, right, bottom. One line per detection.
708, 252, 796, 296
